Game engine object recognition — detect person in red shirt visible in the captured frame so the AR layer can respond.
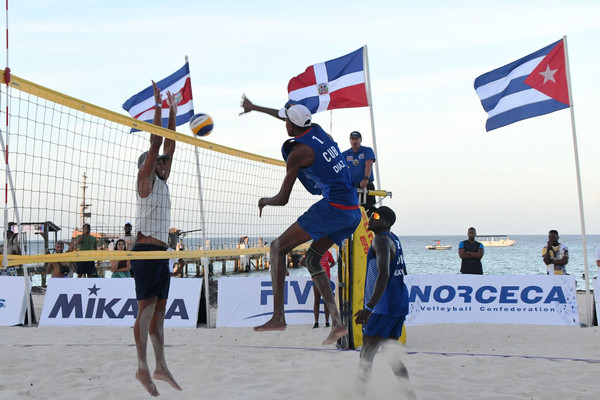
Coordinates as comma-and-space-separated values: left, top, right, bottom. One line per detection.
313, 249, 336, 328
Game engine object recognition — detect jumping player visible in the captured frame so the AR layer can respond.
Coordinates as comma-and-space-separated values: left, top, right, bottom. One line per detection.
131, 81, 181, 396
240, 96, 361, 345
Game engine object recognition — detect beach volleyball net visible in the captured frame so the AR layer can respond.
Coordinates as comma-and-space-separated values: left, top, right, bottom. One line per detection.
0, 71, 316, 267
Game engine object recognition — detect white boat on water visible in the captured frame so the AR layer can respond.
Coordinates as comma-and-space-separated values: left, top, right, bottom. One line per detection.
477, 235, 516, 247
426, 241, 452, 250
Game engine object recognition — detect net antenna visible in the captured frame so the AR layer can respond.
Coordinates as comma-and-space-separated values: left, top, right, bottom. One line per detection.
2, 0, 33, 326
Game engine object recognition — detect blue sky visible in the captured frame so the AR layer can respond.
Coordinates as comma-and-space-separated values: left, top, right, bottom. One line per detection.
6, 0, 600, 235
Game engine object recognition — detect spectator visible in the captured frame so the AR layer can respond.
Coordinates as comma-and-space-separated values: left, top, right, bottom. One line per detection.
171, 258, 185, 277
46, 241, 74, 278
74, 223, 98, 278
458, 227, 484, 274
120, 222, 136, 251
543, 229, 569, 275
342, 131, 376, 213
110, 239, 131, 278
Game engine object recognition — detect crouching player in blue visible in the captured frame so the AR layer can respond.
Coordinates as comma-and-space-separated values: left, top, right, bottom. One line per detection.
354, 206, 416, 399
240, 96, 361, 345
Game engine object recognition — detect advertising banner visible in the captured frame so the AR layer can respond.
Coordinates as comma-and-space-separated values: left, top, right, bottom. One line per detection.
217, 275, 337, 328
350, 207, 373, 347
0, 276, 30, 326
405, 274, 579, 326
40, 278, 201, 328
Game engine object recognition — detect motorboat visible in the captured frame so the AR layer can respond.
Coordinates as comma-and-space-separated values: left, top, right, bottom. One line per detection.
476, 235, 516, 247
426, 240, 452, 250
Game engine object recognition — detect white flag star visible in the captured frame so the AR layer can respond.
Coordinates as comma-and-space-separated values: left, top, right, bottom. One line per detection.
539, 64, 558, 84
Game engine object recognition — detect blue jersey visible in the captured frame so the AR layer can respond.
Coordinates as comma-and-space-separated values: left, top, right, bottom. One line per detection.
342, 146, 375, 186
364, 231, 409, 318
282, 124, 358, 207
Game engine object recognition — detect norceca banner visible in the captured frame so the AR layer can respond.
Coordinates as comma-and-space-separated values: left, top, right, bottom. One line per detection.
0, 276, 31, 326
40, 278, 202, 328
405, 274, 579, 326
217, 275, 337, 328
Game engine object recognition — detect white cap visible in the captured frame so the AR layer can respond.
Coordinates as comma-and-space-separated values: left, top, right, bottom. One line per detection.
278, 104, 311, 128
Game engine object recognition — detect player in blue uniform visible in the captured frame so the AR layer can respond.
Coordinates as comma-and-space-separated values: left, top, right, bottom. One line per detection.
354, 206, 415, 399
240, 96, 361, 345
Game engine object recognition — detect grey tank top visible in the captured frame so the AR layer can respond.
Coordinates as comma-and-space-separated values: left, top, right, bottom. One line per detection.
136, 177, 170, 243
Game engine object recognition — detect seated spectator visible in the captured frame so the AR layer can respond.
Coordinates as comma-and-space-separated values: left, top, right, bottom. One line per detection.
110, 239, 131, 278
171, 258, 185, 277
46, 241, 73, 278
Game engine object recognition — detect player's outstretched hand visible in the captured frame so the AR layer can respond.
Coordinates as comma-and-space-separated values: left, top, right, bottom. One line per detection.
166, 91, 178, 114
239, 94, 255, 116
152, 80, 162, 106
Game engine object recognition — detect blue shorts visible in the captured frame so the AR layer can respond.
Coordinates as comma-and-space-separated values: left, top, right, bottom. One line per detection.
76, 261, 96, 276
131, 243, 171, 301
297, 199, 361, 246
363, 313, 406, 340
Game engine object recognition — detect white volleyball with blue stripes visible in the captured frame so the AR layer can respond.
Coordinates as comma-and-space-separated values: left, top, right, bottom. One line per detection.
189, 113, 214, 137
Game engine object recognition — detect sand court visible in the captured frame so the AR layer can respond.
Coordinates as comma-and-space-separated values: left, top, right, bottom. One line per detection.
1, 294, 599, 399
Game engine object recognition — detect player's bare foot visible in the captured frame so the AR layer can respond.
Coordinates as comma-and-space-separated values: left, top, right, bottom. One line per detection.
322, 324, 348, 345
254, 318, 287, 332
136, 369, 159, 397
153, 368, 182, 391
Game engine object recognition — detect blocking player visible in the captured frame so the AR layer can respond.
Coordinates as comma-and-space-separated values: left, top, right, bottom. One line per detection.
131, 81, 181, 396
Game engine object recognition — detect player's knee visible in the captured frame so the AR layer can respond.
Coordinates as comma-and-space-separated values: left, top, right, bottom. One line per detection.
270, 238, 290, 256
305, 245, 325, 277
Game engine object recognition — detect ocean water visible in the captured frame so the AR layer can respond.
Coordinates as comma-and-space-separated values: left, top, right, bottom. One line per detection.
400, 234, 600, 290
15, 234, 600, 291
184, 234, 600, 291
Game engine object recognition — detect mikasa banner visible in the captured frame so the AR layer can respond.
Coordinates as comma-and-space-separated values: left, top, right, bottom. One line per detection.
405, 274, 579, 326
40, 278, 201, 328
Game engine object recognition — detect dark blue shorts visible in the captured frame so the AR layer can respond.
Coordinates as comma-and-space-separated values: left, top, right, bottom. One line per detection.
76, 261, 96, 276
131, 243, 171, 301
363, 313, 406, 340
297, 199, 361, 246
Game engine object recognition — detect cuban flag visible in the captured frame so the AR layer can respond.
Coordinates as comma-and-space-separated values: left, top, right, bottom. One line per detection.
287, 47, 368, 114
122, 63, 194, 129
474, 39, 570, 132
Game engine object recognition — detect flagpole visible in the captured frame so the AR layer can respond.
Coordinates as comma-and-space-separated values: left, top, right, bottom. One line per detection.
186, 55, 211, 328
563, 35, 592, 327
363, 45, 382, 200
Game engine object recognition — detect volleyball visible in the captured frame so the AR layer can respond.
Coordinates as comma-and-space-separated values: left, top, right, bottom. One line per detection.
190, 113, 214, 136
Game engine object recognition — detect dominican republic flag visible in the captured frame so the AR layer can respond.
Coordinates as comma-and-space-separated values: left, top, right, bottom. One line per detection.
474, 39, 570, 132
122, 63, 194, 129
287, 47, 368, 114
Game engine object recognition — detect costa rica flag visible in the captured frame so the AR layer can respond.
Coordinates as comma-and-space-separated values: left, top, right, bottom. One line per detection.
474, 39, 570, 131
287, 47, 369, 114
123, 63, 194, 129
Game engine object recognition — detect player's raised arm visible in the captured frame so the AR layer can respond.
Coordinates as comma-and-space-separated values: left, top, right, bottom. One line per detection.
239, 94, 286, 120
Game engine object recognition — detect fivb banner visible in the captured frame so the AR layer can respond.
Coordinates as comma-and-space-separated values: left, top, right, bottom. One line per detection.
217, 275, 337, 327
40, 278, 202, 328
0, 276, 31, 326
405, 274, 579, 326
